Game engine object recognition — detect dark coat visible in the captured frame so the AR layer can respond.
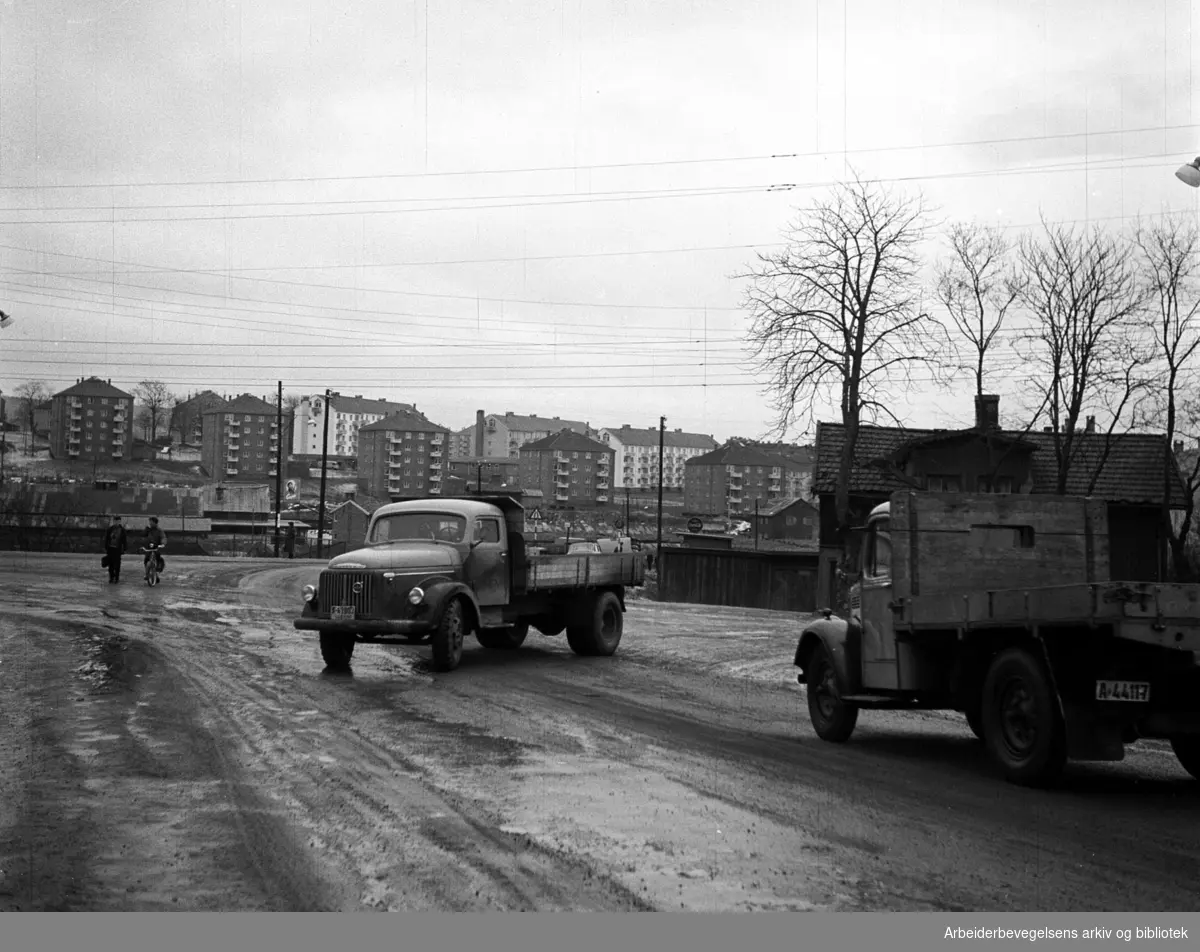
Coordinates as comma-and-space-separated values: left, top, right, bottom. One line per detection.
104, 523, 128, 552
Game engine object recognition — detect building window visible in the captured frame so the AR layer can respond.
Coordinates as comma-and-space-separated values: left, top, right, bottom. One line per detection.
927, 474, 962, 492
979, 476, 1014, 494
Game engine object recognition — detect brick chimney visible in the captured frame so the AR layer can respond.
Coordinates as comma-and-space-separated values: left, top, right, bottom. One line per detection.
1085, 415, 1096, 433
1176, 440, 1185, 454
974, 394, 1000, 430
475, 409, 485, 456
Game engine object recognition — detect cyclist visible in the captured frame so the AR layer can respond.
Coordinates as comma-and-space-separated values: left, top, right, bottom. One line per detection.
142, 516, 167, 580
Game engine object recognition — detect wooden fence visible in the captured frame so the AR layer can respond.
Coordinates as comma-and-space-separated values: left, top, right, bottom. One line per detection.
657, 545, 819, 613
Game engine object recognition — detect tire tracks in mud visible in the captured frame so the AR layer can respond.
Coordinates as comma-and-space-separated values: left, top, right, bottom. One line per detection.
143, 626, 653, 911
0, 612, 348, 911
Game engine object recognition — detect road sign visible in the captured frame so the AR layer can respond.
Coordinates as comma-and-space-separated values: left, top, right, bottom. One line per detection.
687, 517, 703, 532
530, 508, 542, 521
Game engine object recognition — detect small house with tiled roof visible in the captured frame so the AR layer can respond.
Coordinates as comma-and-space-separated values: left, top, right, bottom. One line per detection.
753, 495, 820, 543
518, 428, 614, 508
811, 394, 1190, 603
49, 377, 136, 462
357, 407, 452, 498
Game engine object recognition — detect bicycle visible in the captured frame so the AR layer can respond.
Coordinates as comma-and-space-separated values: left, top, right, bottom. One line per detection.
140, 544, 165, 586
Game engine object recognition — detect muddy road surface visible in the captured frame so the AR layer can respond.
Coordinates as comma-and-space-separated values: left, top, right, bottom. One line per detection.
0, 552, 1196, 912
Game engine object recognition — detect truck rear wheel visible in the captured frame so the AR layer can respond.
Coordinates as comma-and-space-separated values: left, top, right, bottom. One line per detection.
981, 647, 1067, 787
431, 598, 468, 672
805, 645, 858, 742
566, 591, 623, 657
476, 623, 529, 650
1170, 736, 1200, 781
319, 631, 355, 670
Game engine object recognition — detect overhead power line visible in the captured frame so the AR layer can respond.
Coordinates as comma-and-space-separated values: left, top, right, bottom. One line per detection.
0, 121, 1193, 191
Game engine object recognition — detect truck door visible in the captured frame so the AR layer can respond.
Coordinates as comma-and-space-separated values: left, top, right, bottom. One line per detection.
470, 515, 510, 607
859, 515, 899, 690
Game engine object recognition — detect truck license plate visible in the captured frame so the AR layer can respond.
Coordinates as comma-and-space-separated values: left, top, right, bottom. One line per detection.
1095, 680, 1150, 702
331, 605, 356, 621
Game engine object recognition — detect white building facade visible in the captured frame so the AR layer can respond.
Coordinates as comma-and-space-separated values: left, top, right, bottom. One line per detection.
598, 425, 718, 491
292, 393, 414, 457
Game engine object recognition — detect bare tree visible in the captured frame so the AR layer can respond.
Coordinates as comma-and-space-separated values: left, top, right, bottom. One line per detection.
133, 380, 174, 444
739, 172, 945, 535
13, 380, 48, 450
283, 392, 303, 414
1014, 216, 1152, 494
935, 221, 1024, 395
1135, 215, 1200, 580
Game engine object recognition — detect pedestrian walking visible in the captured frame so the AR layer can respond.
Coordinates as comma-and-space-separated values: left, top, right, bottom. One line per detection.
285, 522, 296, 559
103, 514, 127, 583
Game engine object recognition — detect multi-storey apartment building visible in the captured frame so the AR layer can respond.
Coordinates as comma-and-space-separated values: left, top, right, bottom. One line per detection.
169, 389, 224, 445
518, 429, 615, 509
292, 393, 415, 457
358, 408, 452, 498
683, 441, 814, 516
597, 424, 717, 491
201, 394, 288, 481
49, 377, 135, 462
449, 410, 595, 459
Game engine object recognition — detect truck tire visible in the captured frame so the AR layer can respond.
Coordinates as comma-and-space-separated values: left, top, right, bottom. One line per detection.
431, 597, 468, 672
566, 591, 623, 657
320, 631, 355, 670
805, 644, 858, 742
1170, 736, 1200, 781
476, 623, 529, 651
981, 647, 1067, 787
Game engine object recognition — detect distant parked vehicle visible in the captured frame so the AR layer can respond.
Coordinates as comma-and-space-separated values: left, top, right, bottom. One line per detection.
567, 541, 603, 555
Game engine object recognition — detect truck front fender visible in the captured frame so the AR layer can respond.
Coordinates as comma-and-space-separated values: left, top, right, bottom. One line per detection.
422, 579, 482, 631
793, 617, 862, 697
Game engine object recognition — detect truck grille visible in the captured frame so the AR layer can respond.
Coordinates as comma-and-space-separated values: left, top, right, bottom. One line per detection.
319, 572, 375, 614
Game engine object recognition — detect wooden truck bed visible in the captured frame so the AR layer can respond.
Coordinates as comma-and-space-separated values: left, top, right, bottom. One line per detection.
524, 551, 645, 591
894, 579, 1200, 635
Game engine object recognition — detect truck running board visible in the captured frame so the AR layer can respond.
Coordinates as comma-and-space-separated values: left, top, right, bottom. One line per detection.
838, 693, 927, 709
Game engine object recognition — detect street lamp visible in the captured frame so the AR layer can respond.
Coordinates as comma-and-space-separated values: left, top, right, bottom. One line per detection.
1175, 156, 1200, 187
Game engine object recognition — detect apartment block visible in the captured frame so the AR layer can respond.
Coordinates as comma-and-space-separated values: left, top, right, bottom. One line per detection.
49, 377, 135, 462
598, 424, 717, 490
518, 428, 615, 508
201, 394, 287, 481
293, 393, 416, 457
358, 408, 452, 498
449, 410, 595, 459
684, 441, 814, 516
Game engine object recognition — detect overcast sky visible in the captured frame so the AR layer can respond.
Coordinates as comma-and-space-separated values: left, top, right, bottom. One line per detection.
1, 0, 1198, 443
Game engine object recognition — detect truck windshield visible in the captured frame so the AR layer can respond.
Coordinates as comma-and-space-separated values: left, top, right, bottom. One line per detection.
369, 512, 467, 543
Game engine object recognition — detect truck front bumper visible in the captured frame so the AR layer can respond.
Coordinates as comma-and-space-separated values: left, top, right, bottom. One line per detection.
293, 618, 436, 637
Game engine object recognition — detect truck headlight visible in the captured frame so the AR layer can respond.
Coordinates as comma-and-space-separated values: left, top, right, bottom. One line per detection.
408, 586, 425, 605
302, 584, 316, 602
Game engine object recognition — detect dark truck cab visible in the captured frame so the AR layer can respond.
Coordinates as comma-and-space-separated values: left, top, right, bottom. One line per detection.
294, 494, 644, 672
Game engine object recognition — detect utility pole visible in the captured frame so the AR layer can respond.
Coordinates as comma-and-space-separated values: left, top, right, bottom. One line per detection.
755, 498, 759, 550
273, 380, 283, 558
317, 389, 333, 560
656, 415, 665, 560
624, 486, 630, 533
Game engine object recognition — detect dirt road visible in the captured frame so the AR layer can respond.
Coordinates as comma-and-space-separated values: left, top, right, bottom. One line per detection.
1, 553, 1196, 912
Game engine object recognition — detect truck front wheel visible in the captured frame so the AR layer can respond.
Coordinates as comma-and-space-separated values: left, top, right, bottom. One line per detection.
981, 647, 1067, 787
476, 623, 529, 650
805, 645, 858, 742
431, 598, 468, 672
566, 591, 623, 657
1170, 736, 1200, 781
319, 631, 355, 670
